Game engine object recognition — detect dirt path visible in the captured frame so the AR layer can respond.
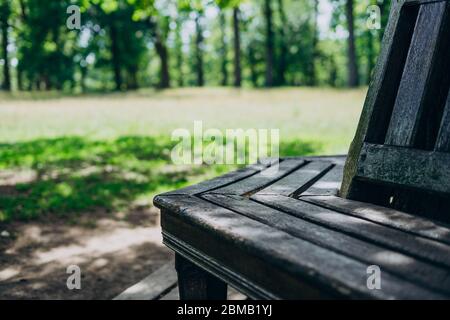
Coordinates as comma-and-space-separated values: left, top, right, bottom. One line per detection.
0, 207, 173, 300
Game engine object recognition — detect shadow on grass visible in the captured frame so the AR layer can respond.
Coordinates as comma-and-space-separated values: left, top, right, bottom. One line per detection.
0, 136, 322, 223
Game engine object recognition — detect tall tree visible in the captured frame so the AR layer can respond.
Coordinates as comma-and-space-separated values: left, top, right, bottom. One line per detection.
264, 0, 275, 87
218, 10, 228, 86
309, 0, 319, 86
194, 12, 204, 87
151, 19, 170, 88
174, 15, 184, 87
128, 0, 171, 88
276, 0, 287, 86
345, 0, 359, 87
232, 6, 241, 87
0, 0, 11, 91
109, 22, 123, 91
180, 0, 205, 86
247, 42, 259, 87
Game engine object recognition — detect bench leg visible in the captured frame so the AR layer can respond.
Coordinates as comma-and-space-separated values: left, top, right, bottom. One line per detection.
175, 254, 227, 300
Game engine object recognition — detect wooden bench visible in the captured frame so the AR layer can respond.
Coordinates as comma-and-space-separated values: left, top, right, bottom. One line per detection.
154, 0, 450, 299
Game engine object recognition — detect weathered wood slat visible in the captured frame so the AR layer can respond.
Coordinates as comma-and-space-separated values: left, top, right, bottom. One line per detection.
210, 158, 306, 196
300, 163, 344, 197
155, 159, 278, 196
385, 2, 449, 147
159, 287, 180, 300
114, 260, 177, 300
303, 195, 450, 246
357, 143, 450, 195
159, 195, 445, 299
204, 193, 450, 294
254, 161, 333, 197
436, 89, 450, 152
252, 194, 450, 268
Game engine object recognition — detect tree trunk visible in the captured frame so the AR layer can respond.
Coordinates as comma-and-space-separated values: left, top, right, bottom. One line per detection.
110, 24, 123, 91
248, 44, 258, 87
195, 14, 204, 87
80, 66, 87, 93
154, 35, 170, 89
17, 67, 24, 91
127, 68, 139, 90
309, 0, 319, 86
175, 19, 184, 87
264, 0, 275, 87
277, 0, 287, 86
345, 0, 359, 87
1, 5, 11, 91
219, 11, 228, 86
232, 7, 242, 87
328, 56, 338, 87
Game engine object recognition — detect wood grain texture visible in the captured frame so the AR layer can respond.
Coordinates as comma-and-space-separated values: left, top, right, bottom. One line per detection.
385, 2, 449, 147
157, 158, 278, 196
210, 158, 306, 196
436, 89, 450, 151
204, 193, 450, 294
357, 143, 450, 195
300, 163, 344, 197
254, 160, 333, 197
252, 194, 450, 268
303, 195, 450, 245
176, 254, 227, 300
114, 260, 177, 300
160, 195, 446, 299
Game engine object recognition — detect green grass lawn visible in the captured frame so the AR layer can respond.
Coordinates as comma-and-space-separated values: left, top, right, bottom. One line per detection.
0, 88, 365, 223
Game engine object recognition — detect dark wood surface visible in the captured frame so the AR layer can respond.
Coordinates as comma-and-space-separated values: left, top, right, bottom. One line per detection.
385, 2, 449, 147
436, 88, 450, 152
155, 156, 450, 299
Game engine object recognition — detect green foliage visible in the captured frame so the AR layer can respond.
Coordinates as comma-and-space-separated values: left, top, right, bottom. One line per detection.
0, 135, 320, 222
1, 0, 388, 91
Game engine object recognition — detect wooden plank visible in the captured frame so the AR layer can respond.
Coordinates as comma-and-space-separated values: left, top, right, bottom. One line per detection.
210, 158, 306, 196
253, 161, 333, 197
114, 260, 177, 300
159, 287, 180, 300
357, 143, 450, 194
385, 2, 449, 147
228, 287, 247, 300
435, 89, 450, 152
252, 194, 450, 268
157, 158, 279, 196
303, 195, 450, 246
204, 193, 450, 294
160, 195, 446, 299
300, 163, 344, 197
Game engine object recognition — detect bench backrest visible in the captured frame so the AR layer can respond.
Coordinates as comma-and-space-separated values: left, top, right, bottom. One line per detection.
341, 0, 450, 223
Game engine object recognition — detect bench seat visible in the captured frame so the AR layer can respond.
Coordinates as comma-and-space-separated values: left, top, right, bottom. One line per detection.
154, 156, 450, 299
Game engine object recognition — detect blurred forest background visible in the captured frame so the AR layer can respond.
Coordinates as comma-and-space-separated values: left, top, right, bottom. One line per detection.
0, 0, 391, 92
